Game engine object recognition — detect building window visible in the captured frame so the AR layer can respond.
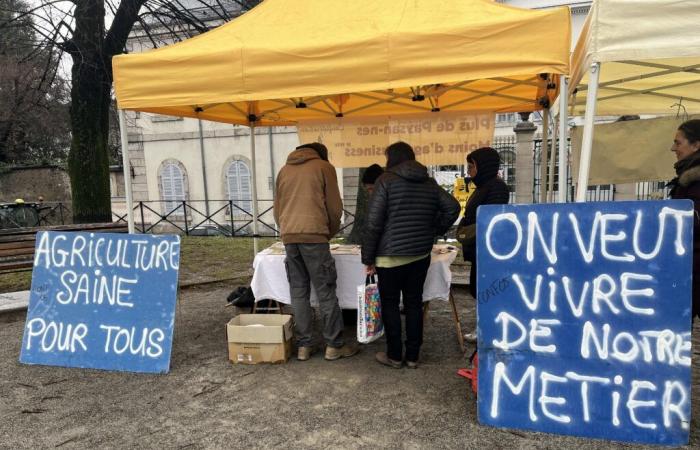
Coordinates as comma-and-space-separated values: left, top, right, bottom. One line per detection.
496, 113, 517, 124
159, 161, 187, 216
226, 160, 252, 214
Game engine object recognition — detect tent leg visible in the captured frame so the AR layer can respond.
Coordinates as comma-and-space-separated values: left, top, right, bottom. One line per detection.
548, 109, 558, 203
575, 63, 601, 202
539, 108, 550, 203
558, 76, 569, 203
118, 109, 135, 233
197, 119, 211, 219
250, 124, 260, 255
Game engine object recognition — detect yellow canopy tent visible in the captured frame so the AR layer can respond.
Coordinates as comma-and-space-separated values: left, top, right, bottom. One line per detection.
567, 0, 700, 201
113, 0, 571, 240
114, 0, 570, 124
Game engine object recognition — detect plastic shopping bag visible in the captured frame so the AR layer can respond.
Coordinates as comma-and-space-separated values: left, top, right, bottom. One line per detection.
357, 275, 383, 344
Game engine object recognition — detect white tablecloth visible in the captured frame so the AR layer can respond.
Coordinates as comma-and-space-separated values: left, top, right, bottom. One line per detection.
251, 244, 457, 309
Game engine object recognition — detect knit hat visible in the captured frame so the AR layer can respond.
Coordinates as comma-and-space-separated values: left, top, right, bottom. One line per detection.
361, 164, 384, 185
467, 147, 501, 187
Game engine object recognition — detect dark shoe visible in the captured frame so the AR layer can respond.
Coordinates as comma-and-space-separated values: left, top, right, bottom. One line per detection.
297, 346, 314, 361
406, 360, 418, 369
375, 352, 402, 369
324, 344, 360, 361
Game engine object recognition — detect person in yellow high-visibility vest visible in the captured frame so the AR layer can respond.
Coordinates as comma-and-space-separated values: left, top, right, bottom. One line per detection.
453, 176, 476, 218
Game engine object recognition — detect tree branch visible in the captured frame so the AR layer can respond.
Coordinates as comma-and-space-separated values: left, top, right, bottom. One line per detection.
103, 0, 147, 58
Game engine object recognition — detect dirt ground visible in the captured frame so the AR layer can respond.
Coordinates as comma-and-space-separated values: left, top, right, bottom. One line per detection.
1, 285, 698, 449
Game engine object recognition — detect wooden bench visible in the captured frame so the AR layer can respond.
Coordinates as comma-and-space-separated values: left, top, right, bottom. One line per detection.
0, 223, 129, 274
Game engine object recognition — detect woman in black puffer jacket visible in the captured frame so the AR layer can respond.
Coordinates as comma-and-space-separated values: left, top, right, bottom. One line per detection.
459, 147, 510, 300
362, 141, 460, 368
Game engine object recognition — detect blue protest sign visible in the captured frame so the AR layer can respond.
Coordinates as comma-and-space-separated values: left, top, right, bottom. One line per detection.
20, 231, 181, 374
476, 201, 693, 446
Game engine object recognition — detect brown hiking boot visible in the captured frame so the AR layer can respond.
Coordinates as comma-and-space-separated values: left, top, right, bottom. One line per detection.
297, 346, 314, 361
375, 352, 402, 369
324, 344, 360, 361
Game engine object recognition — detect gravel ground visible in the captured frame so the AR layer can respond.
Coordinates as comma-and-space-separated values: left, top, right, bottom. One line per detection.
0, 284, 698, 449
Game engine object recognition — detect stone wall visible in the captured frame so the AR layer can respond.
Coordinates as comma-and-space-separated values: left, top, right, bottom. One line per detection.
0, 166, 71, 202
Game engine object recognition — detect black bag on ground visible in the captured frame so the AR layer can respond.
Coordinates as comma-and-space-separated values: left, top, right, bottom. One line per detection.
226, 286, 255, 307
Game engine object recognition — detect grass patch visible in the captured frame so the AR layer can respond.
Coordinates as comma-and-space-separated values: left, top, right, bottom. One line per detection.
0, 271, 32, 293
179, 236, 277, 283
0, 236, 280, 294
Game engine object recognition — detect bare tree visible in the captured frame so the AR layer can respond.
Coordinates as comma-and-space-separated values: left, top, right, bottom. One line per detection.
0, 0, 70, 165
0, 0, 259, 222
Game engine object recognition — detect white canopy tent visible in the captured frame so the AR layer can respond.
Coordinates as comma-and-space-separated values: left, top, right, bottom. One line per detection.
568, 0, 700, 201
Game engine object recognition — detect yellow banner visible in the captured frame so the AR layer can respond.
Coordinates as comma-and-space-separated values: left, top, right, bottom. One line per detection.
297, 112, 495, 168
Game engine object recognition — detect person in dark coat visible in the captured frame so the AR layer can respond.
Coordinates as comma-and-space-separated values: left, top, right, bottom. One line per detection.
459, 147, 510, 294
668, 119, 700, 320
362, 142, 460, 368
458, 147, 509, 343
361, 164, 384, 195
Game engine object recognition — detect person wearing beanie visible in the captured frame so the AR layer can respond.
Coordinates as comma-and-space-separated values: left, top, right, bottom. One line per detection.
668, 119, 700, 321
457, 147, 510, 341
361, 164, 384, 195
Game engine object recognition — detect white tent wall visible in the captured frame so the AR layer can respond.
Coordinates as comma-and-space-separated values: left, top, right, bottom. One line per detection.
569, 0, 700, 195
570, 115, 696, 187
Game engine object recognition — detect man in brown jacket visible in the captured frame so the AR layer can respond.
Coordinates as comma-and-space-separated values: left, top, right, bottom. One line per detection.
274, 143, 359, 361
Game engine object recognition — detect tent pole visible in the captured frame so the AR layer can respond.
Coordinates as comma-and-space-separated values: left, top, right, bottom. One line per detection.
268, 127, 276, 196
539, 108, 550, 203
250, 124, 259, 255
575, 63, 601, 202
557, 76, 569, 203
197, 119, 211, 219
548, 109, 558, 203
118, 109, 135, 233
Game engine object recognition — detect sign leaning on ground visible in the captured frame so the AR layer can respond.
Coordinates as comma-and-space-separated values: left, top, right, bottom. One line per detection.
20, 231, 181, 374
477, 201, 693, 446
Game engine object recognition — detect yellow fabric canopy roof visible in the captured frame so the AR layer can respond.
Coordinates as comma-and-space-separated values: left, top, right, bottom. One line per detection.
113, 0, 570, 126
570, 0, 700, 116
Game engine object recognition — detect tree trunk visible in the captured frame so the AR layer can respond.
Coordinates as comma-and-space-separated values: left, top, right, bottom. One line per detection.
345, 168, 367, 245
67, 0, 112, 223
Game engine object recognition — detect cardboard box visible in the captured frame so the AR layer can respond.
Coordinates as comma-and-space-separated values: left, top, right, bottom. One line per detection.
226, 314, 293, 364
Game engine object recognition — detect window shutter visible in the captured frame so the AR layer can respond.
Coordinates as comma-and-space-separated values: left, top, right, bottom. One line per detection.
227, 161, 252, 214
239, 162, 252, 214
161, 163, 185, 215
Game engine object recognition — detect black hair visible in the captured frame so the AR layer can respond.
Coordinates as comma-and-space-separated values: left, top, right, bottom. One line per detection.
297, 142, 328, 161
385, 141, 415, 169
361, 164, 384, 185
467, 147, 501, 186
678, 119, 700, 144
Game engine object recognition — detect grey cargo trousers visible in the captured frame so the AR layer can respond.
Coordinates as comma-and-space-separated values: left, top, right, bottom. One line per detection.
284, 243, 344, 348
